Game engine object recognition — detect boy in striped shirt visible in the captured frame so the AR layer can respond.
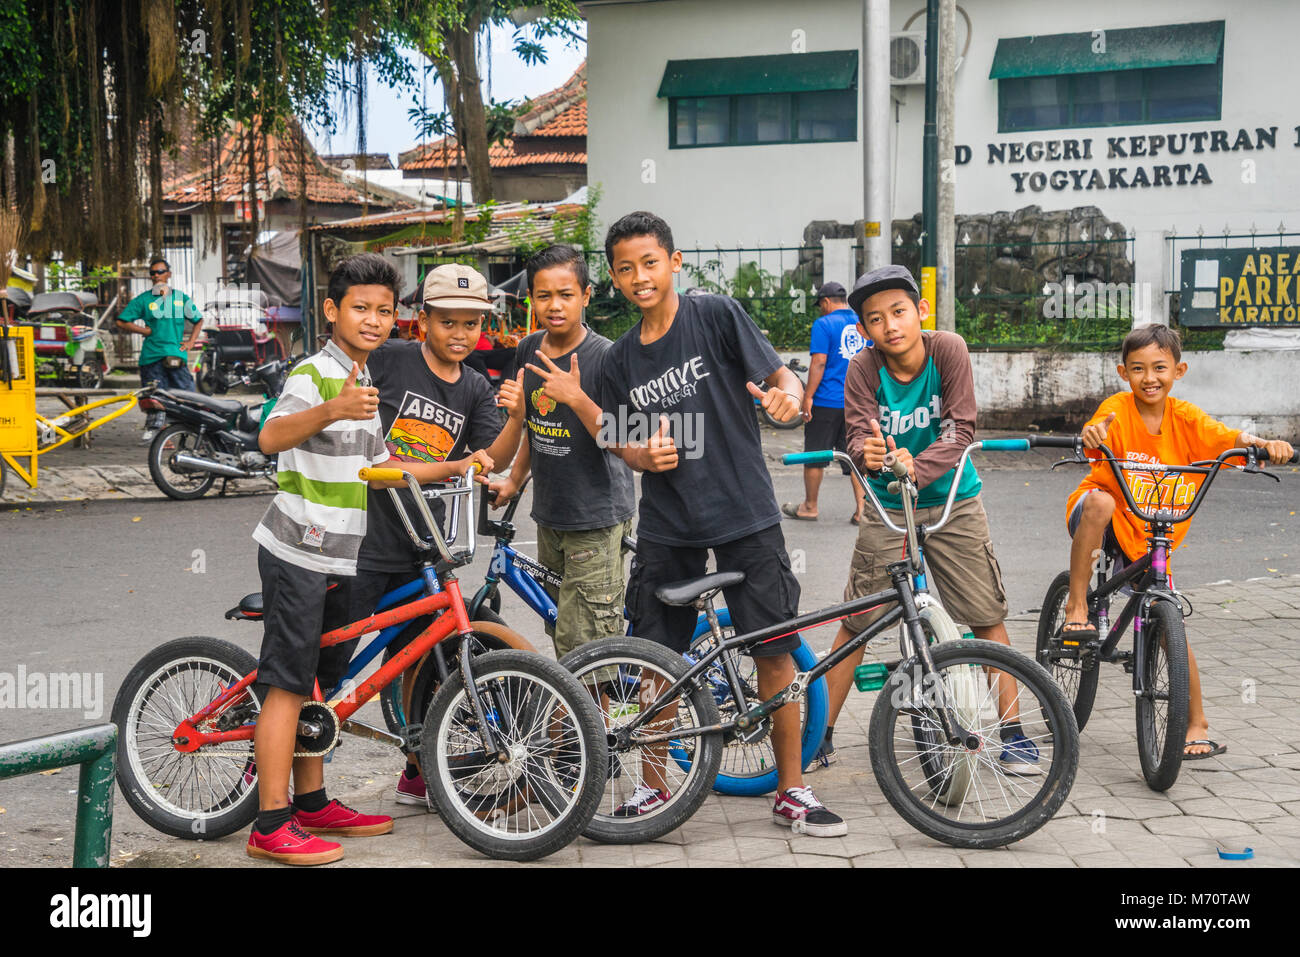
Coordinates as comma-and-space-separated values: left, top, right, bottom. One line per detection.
246, 253, 399, 865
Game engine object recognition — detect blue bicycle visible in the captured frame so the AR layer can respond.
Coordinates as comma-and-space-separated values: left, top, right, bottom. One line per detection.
469, 478, 829, 797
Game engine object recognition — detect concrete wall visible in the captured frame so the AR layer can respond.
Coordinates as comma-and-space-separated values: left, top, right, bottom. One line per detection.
969, 350, 1300, 434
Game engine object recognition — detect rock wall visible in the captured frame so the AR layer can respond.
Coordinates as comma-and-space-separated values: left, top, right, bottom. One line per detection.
796, 205, 1134, 295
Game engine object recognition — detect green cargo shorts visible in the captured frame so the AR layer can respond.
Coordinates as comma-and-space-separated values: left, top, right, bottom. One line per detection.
536, 519, 633, 658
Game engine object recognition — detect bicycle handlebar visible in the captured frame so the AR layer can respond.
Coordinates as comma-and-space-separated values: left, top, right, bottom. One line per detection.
1027, 435, 1080, 449
360, 466, 478, 566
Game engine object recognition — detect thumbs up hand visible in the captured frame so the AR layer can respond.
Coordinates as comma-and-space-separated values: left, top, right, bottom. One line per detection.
1082, 411, 1117, 450
861, 418, 890, 472
639, 414, 679, 473
332, 362, 380, 420
497, 369, 525, 419
747, 380, 801, 424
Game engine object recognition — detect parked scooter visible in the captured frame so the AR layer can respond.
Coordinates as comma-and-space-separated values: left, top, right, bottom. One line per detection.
193, 288, 285, 395
140, 356, 296, 500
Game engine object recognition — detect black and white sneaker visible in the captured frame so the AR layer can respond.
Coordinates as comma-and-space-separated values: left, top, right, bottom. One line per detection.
804, 740, 837, 773
772, 786, 847, 837
612, 785, 669, 817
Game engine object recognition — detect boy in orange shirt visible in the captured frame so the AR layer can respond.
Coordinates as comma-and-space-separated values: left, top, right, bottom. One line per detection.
1062, 324, 1293, 759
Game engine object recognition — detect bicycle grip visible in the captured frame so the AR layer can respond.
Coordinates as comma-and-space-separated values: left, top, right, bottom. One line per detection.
359, 467, 406, 482
1254, 447, 1300, 465
883, 452, 909, 478
783, 450, 835, 466
1029, 435, 1080, 449
980, 439, 1030, 452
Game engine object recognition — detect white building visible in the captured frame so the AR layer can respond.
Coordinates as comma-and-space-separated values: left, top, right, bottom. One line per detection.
583, 1, 1300, 287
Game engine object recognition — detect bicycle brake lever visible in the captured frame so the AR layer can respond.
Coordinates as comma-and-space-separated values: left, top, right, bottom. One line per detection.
1050, 455, 1090, 470
1242, 464, 1281, 483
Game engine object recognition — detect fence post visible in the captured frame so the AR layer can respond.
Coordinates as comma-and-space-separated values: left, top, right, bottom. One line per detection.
0, 724, 118, 868
1133, 228, 1170, 327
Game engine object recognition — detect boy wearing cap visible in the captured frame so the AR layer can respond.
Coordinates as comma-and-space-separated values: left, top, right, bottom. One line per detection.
809, 265, 1036, 775
782, 281, 868, 523
351, 263, 525, 806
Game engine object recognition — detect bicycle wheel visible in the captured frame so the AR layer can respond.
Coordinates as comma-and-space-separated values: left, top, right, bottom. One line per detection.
560, 636, 723, 844
148, 425, 217, 500
1035, 570, 1100, 731
1135, 600, 1189, 792
111, 636, 261, 840
869, 639, 1078, 848
419, 649, 606, 861
686, 609, 829, 796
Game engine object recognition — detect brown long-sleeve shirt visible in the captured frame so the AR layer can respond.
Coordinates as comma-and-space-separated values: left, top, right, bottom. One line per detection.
844, 330, 979, 503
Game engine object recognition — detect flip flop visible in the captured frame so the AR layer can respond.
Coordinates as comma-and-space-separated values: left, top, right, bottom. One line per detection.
781, 502, 818, 521
850, 513, 861, 525
1056, 621, 1098, 644
1183, 739, 1227, 760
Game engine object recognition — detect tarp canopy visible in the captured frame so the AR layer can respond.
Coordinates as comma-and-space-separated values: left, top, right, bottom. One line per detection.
989, 20, 1224, 79
246, 230, 303, 307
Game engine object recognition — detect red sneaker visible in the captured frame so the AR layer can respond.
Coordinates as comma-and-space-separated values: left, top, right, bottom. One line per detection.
293, 799, 394, 837
246, 820, 343, 865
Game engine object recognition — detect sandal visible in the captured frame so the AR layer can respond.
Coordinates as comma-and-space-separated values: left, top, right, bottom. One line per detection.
781, 502, 818, 521
1183, 739, 1227, 760
1056, 621, 1098, 644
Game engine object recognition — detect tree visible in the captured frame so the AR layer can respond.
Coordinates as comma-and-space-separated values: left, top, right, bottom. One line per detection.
403, 1, 583, 203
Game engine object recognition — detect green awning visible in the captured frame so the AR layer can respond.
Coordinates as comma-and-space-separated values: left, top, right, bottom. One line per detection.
657, 50, 858, 98
989, 20, 1223, 79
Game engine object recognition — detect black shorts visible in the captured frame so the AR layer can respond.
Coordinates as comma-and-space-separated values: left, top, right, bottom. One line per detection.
256, 547, 356, 697
626, 524, 801, 657
803, 406, 851, 475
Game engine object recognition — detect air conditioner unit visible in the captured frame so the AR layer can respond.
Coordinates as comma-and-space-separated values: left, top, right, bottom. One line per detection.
890, 32, 926, 85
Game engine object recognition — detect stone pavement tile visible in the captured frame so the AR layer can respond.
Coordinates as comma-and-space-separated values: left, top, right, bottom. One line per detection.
1001, 850, 1076, 867
1088, 797, 1188, 821
736, 837, 796, 862
1071, 850, 1133, 867
1174, 796, 1289, 821
960, 850, 1024, 867
1143, 815, 1261, 840
1102, 778, 1210, 802
783, 853, 851, 867
630, 843, 688, 866
847, 848, 920, 868
787, 832, 895, 859
1205, 779, 1300, 804
683, 839, 744, 863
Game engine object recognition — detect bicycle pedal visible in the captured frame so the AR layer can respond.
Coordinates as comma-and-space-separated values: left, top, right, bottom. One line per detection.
736, 718, 770, 744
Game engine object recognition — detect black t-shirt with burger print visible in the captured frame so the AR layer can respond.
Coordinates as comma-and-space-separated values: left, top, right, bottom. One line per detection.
359, 339, 502, 572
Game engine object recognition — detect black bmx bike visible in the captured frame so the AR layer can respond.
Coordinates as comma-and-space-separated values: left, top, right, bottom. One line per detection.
563, 443, 1080, 849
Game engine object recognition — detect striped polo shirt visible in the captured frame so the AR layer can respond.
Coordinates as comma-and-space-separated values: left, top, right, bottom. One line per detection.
252, 340, 389, 575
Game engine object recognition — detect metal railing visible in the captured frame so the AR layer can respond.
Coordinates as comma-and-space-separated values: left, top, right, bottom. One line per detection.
0, 724, 117, 867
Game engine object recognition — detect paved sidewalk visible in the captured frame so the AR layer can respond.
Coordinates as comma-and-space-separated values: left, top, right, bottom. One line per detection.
111, 575, 1300, 868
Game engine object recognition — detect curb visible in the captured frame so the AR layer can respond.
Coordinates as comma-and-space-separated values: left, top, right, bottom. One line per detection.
1, 465, 274, 505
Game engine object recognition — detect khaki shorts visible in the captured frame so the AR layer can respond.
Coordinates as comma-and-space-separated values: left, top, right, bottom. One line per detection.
842, 495, 1008, 631
536, 519, 633, 658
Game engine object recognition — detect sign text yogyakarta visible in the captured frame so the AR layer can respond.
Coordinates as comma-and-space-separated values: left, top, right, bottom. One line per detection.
955, 125, 1299, 193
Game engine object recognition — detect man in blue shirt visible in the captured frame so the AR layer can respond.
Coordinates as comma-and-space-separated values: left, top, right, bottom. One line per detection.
782, 282, 868, 522
116, 257, 203, 439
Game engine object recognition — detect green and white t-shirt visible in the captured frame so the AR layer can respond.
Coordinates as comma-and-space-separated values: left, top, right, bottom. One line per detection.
252, 340, 389, 575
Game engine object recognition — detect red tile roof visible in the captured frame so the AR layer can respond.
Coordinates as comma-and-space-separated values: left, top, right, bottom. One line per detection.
163, 116, 406, 208
399, 61, 586, 174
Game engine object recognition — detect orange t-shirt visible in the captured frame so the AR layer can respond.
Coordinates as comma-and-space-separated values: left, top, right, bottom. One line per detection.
1066, 392, 1240, 561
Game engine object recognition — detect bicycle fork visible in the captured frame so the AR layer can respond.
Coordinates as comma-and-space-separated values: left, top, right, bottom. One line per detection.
892, 563, 980, 751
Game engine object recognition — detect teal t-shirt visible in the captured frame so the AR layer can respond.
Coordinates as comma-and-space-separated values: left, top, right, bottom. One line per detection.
119, 289, 200, 365
871, 355, 982, 509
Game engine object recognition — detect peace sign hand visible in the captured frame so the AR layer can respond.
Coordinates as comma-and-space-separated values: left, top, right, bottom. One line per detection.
525, 351, 585, 408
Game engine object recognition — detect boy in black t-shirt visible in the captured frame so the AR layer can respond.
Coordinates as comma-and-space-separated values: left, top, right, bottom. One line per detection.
352, 263, 524, 808
596, 211, 846, 836
489, 244, 636, 659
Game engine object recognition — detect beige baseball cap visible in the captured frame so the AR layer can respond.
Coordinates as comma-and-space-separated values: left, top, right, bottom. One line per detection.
422, 263, 493, 310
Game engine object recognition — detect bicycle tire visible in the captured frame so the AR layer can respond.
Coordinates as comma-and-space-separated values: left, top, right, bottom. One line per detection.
1136, 599, 1189, 792
560, 636, 723, 844
686, 609, 829, 795
148, 425, 217, 500
1035, 570, 1101, 731
111, 636, 261, 840
419, 649, 606, 861
869, 639, 1079, 848
382, 611, 529, 742
905, 606, 980, 805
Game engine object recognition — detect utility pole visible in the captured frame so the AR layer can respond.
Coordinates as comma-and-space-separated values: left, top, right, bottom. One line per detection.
862, 0, 891, 274
920, 0, 938, 329
936, 0, 956, 331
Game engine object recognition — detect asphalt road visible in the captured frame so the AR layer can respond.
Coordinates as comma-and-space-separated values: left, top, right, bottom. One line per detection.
1, 429, 1297, 864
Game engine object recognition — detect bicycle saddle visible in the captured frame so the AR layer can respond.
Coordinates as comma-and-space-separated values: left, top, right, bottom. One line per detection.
655, 571, 745, 607
225, 592, 264, 620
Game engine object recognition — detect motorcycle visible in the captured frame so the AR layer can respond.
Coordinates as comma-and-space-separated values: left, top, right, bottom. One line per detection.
140, 356, 295, 500
16, 291, 108, 388
193, 288, 285, 395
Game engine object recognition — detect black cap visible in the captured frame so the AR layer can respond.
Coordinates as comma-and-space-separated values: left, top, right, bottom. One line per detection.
814, 281, 847, 302
848, 265, 920, 315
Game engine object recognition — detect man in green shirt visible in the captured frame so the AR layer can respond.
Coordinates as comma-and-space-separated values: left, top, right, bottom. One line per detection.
116, 257, 203, 439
